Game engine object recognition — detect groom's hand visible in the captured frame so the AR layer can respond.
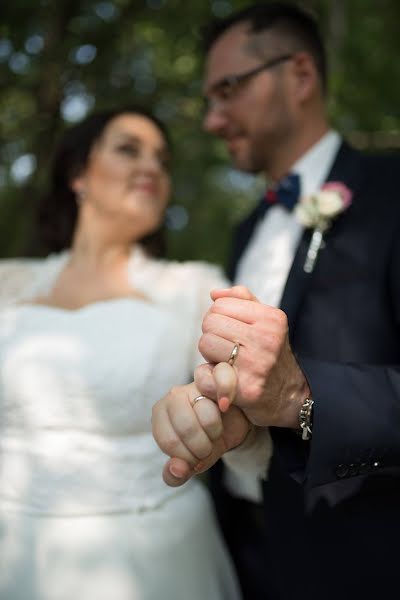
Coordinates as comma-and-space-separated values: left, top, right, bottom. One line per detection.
198, 286, 310, 429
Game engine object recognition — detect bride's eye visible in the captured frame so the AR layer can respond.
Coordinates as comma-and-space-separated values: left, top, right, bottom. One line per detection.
158, 152, 171, 172
116, 144, 140, 156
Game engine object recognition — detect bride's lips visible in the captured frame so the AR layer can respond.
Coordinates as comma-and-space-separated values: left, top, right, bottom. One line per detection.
132, 182, 159, 195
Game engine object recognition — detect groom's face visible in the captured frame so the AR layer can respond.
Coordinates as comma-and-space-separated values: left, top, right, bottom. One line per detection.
203, 23, 297, 176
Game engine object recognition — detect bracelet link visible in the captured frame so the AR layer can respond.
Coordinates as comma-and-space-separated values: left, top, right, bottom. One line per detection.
299, 397, 314, 440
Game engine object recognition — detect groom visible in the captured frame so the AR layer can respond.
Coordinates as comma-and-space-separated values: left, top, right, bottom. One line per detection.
153, 3, 400, 600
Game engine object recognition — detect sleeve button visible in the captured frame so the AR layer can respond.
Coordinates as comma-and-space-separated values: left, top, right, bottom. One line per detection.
358, 462, 370, 475
335, 464, 349, 478
348, 463, 360, 476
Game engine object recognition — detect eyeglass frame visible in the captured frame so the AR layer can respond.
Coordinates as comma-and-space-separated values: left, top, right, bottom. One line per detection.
205, 53, 294, 111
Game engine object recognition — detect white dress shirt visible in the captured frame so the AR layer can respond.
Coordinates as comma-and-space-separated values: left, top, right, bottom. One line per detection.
223, 130, 342, 502
235, 130, 342, 304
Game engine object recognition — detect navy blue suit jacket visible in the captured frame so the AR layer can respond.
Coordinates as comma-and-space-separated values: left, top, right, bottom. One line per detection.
216, 142, 400, 599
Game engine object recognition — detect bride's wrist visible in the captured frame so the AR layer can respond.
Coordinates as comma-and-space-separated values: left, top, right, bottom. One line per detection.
228, 422, 257, 452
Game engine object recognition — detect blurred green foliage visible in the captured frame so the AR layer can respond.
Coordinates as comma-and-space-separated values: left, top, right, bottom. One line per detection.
0, 0, 399, 265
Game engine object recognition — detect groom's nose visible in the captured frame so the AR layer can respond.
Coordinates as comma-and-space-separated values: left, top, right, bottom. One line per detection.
203, 100, 230, 137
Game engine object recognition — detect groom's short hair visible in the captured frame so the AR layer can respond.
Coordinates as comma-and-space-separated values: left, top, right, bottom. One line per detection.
202, 2, 327, 93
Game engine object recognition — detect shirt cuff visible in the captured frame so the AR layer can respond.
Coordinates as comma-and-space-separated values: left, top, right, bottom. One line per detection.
222, 427, 273, 503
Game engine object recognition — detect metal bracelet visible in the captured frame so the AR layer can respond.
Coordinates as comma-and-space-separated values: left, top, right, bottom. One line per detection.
299, 397, 314, 441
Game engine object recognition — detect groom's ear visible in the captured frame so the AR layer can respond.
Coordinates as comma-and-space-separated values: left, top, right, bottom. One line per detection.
289, 51, 321, 103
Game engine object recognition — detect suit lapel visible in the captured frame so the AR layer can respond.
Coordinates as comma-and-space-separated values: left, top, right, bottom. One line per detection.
279, 230, 312, 333
279, 141, 365, 335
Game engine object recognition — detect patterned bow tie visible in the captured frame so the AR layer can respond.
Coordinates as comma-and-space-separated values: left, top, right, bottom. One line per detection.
265, 173, 301, 211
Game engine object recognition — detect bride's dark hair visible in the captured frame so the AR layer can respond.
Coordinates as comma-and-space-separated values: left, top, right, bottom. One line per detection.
36, 106, 171, 257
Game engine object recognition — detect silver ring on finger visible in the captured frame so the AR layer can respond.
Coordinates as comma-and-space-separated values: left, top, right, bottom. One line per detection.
190, 395, 209, 408
228, 342, 240, 366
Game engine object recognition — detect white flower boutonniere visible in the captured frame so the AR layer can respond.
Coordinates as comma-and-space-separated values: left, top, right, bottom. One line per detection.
295, 182, 353, 273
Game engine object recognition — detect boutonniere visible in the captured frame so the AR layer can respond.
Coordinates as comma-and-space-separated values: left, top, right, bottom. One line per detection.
295, 182, 353, 273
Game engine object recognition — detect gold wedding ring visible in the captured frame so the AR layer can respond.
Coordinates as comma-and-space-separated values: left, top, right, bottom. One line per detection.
191, 395, 208, 407
228, 342, 240, 366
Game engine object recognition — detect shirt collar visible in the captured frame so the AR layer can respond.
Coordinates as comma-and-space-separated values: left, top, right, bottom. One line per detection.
291, 130, 342, 198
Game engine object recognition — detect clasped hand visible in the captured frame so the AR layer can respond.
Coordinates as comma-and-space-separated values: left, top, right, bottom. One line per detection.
152, 286, 310, 487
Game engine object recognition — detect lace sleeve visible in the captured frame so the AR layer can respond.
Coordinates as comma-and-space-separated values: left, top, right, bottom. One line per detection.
125, 249, 230, 374
187, 262, 231, 372
0, 259, 43, 306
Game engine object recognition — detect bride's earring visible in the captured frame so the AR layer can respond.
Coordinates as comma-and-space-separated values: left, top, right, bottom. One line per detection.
75, 188, 87, 205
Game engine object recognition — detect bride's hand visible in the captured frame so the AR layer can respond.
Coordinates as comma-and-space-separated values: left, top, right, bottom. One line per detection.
152, 365, 251, 487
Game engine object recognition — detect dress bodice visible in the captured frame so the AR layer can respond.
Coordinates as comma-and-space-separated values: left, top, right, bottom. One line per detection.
0, 248, 227, 515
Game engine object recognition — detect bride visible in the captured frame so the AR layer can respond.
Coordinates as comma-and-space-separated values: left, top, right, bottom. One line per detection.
0, 108, 240, 599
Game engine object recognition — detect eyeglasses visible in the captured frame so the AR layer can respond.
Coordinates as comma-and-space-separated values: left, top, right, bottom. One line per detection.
205, 53, 293, 111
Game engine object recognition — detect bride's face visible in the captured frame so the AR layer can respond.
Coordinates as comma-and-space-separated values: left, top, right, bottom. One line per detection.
73, 113, 171, 238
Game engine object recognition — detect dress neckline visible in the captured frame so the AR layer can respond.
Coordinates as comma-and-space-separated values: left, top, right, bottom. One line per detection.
15, 295, 153, 314
20, 245, 154, 313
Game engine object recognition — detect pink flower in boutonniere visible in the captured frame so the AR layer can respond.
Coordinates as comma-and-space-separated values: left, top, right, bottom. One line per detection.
295, 182, 353, 273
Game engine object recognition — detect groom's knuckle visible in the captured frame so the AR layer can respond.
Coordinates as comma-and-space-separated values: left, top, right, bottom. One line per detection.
272, 307, 288, 329
243, 377, 264, 404
232, 284, 251, 299
201, 313, 213, 333
167, 385, 182, 400
198, 334, 211, 357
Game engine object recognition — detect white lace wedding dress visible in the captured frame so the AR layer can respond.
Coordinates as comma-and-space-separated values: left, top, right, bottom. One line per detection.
0, 247, 241, 600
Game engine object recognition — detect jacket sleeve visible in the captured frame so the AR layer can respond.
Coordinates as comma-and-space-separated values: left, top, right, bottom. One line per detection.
304, 217, 400, 488
272, 216, 400, 504
300, 358, 400, 489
